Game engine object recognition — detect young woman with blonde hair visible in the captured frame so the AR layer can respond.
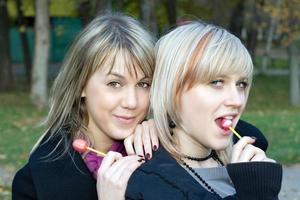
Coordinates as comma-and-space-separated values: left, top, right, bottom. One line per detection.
12, 13, 159, 200
126, 21, 282, 200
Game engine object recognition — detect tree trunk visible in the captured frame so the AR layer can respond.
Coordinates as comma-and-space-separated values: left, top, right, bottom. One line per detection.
79, 0, 113, 26
164, 0, 177, 27
246, 1, 259, 58
288, 44, 300, 106
94, 0, 112, 15
16, 0, 32, 85
229, 0, 244, 38
139, 0, 158, 35
78, 1, 92, 26
261, 0, 280, 73
0, 0, 13, 91
30, 0, 49, 109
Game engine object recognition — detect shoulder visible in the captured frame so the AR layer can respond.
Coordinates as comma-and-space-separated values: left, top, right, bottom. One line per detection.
126, 147, 211, 200
236, 120, 268, 151
13, 132, 97, 200
12, 163, 37, 200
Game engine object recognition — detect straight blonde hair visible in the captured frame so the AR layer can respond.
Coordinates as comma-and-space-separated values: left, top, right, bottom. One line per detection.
32, 13, 155, 158
151, 21, 253, 164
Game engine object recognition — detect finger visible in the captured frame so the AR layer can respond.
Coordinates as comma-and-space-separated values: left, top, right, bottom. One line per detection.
98, 151, 122, 176
231, 136, 255, 163
141, 121, 152, 160
148, 119, 159, 151
118, 157, 144, 185
103, 155, 144, 183
251, 153, 268, 162
262, 157, 276, 163
97, 156, 143, 200
133, 125, 144, 156
124, 134, 135, 155
238, 144, 259, 162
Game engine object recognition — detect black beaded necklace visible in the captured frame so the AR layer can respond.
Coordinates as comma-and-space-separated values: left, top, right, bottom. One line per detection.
180, 151, 224, 197
183, 150, 224, 165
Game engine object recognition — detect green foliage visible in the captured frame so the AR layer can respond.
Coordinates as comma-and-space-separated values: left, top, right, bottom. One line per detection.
7, 0, 78, 18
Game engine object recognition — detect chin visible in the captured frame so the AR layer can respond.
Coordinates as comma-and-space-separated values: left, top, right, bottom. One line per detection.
111, 129, 133, 140
212, 140, 231, 151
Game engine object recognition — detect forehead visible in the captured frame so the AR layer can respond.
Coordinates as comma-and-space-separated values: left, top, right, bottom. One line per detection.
100, 52, 146, 78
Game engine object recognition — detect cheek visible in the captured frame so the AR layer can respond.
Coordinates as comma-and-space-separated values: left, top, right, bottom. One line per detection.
86, 89, 118, 113
240, 93, 248, 108
138, 91, 150, 112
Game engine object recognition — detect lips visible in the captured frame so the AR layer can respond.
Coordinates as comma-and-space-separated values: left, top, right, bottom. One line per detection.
215, 115, 236, 131
113, 115, 136, 124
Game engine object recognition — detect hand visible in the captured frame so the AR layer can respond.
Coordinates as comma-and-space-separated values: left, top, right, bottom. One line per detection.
124, 119, 159, 160
231, 136, 275, 163
97, 151, 145, 200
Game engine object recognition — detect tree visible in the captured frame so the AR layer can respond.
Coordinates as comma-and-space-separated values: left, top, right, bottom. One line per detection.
164, 0, 177, 28
78, 0, 113, 26
0, 0, 13, 91
15, 0, 32, 85
260, 0, 300, 106
229, 0, 245, 38
30, 0, 49, 109
246, 1, 260, 58
288, 43, 300, 106
139, 0, 158, 34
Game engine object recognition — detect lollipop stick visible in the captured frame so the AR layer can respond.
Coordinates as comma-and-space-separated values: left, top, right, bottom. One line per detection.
86, 147, 107, 157
229, 127, 242, 140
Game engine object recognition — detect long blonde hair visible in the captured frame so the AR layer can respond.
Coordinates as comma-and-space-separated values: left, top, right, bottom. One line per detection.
32, 13, 155, 157
151, 21, 253, 164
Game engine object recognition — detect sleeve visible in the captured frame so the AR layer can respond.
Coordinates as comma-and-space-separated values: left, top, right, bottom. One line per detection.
12, 163, 37, 200
226, 162, 282, 200
235, 120, 268, 151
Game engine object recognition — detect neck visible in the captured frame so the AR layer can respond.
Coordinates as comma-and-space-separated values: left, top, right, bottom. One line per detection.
174, 128, 211, 157
87, 126, 114, 153
173, 128, 218, 168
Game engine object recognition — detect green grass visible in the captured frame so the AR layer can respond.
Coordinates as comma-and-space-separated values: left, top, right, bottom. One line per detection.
0, 92, 45, 170
242, 75, 300, 165
0, 75, 299, 173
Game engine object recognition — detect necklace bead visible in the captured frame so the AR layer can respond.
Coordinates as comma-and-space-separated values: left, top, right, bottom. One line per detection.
180, 152, 224, 197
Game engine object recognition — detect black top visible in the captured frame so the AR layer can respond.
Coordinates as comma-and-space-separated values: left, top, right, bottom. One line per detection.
125, 147, 282, 200
12, 120, 269, 200
12, 133, 98, 200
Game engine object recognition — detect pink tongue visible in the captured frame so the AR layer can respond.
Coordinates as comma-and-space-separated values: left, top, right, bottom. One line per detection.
221, 119, 232, 130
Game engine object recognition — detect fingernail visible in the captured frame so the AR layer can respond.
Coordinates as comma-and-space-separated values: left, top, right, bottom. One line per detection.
153, 145, 157, 151
145, 153, 151, 160
251, 136, 257, 141
138, 158, 145, 162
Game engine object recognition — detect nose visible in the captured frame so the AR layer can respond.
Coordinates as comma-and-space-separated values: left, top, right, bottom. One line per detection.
121, 87, 138, 109
224, 87, 244, 108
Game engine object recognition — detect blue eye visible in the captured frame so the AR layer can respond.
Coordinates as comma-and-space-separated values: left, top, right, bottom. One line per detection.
210, 79, 223, 87
237, 81, 248, 89
107, 81, 121, 88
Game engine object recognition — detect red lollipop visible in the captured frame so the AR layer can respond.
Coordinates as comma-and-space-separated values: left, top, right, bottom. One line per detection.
72, 139, 106, 157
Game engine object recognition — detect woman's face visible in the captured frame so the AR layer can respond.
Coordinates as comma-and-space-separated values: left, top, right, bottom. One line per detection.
177, 73, 249, 151
82, 55, 151, 146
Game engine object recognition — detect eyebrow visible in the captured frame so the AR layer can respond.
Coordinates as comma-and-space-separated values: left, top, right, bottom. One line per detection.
218, 75, 249, 80
108, 72, 148, 80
